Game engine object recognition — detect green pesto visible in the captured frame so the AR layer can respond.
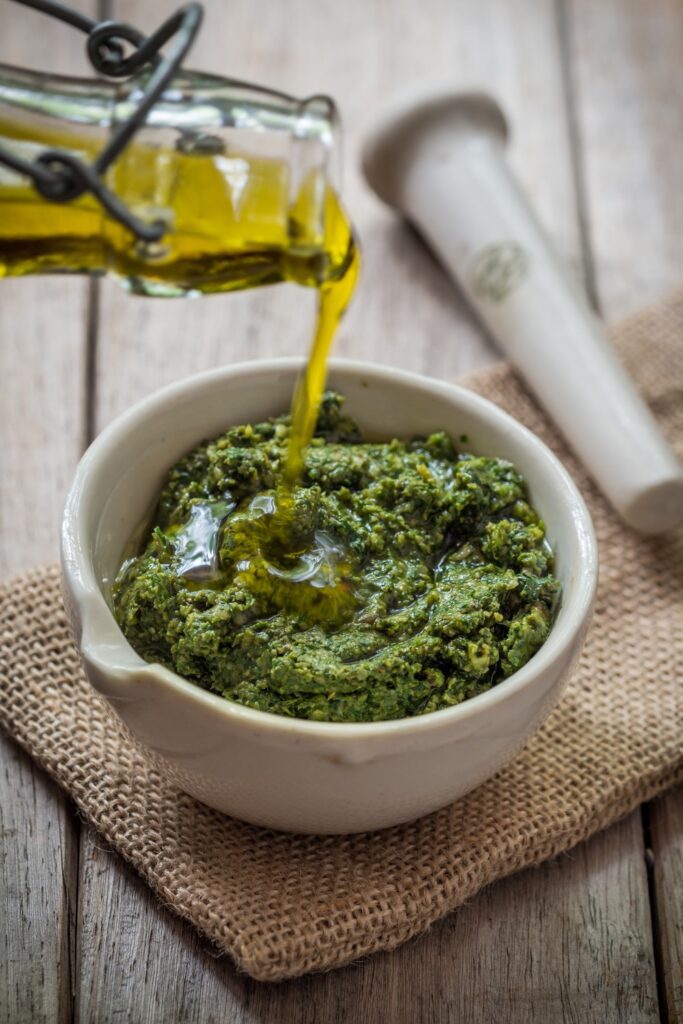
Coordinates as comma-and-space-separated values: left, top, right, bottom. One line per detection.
113, 393, 560, 723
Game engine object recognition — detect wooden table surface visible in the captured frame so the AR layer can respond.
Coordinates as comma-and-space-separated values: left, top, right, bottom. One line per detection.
2, 1, 682, 1021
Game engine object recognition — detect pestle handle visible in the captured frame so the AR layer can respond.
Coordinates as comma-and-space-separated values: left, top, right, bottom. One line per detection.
363, 88, 683, 534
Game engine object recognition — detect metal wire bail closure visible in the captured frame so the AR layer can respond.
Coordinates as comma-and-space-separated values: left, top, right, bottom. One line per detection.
0, 0, 204, 241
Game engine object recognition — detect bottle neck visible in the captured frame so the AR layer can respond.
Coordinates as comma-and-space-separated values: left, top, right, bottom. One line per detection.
0, 66, 342, 296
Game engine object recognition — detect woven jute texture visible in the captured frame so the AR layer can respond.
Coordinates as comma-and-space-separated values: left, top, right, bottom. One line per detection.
1, 289, 682, 982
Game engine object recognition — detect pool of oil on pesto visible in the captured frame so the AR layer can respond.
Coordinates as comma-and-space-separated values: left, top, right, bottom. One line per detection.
113, 392, 560, 723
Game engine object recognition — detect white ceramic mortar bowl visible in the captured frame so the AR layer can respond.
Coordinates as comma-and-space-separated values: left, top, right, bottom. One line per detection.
61, 359, 597, 834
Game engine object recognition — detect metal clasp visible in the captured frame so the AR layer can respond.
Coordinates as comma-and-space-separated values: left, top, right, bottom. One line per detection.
0, 0, 204, 240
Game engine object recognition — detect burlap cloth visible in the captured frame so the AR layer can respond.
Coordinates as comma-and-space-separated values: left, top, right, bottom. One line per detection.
1, 289, 683, 983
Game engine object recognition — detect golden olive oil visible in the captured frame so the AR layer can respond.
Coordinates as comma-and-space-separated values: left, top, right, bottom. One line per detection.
284, 188, 359, 483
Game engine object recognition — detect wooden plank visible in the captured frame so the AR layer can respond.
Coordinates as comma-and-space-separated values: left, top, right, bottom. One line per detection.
563, 0, 683, 319
75, 837, 249, 1022
0, 727, 78, 1024
564, 0, 683, 1014
648, 790, 683, 1023
0, 5, 94, 1022
76, 0, 660, 1019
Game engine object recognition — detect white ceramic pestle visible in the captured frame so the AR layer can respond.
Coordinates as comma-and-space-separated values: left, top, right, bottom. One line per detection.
362, 87, 683, 535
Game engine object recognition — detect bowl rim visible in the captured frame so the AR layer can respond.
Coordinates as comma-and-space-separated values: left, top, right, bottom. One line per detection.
62, 356, 598, 743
